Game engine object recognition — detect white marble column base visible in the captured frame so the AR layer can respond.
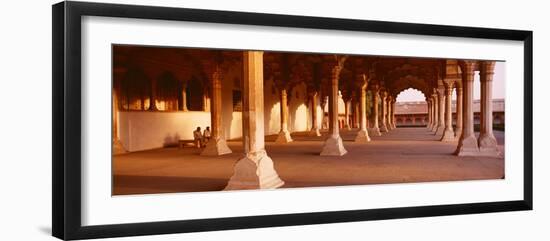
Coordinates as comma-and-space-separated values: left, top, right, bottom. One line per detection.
200, 138, 232, 156
275, 130, 293, 143
440, 129, 456, 142
320, 135, 348, 156
455, 135, 480, 156
478, 134, 501, 157
224, 150, 284, 190
310, 128, 321, 137
369, 127, 382, 136
380, 124, 389, 132
354, 130, 371, 142
435, 124, 445, 136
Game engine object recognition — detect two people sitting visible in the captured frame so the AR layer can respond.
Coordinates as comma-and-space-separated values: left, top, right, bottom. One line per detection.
193, 126, 211, 148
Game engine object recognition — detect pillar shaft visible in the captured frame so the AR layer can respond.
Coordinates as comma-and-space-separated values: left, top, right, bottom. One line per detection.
391, 99, 397, 129
310, 91, 321, 136
431, 94, 439, 132
149, 78, 157, 111
386, 97, 393, 130
478, 61, 499, 155
180, 84, 188, 111
321, 64, 347, 156
201, 65, 232, 156
435, 88, 446, 135
344, 100, 351, 130
370, 87, 382, 136
455, 87, 463, 138
275, 88, 293, 143
440, 82, 455, 141
353, 100, 361, 128
426, 99, 432, 128
225, 51, 284, 190
355, 86, 371, 142
456, 61, 479, 155
380, 91, 388, 132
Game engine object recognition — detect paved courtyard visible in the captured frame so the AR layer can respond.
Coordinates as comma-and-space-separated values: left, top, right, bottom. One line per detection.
113, 127, 504, 195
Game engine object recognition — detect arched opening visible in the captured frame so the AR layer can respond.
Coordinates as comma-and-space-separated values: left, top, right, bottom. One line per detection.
395, 88, 427, 127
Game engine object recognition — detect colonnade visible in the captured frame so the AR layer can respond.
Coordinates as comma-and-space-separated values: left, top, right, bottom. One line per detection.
426, 60, 500, 156
113, 46, 502, 190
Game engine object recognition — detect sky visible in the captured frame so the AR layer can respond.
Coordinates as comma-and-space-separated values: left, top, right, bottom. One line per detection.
396, 62, 505, 102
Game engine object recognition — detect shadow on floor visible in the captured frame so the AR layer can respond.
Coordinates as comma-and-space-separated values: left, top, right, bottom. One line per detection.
113, 175, 229, 195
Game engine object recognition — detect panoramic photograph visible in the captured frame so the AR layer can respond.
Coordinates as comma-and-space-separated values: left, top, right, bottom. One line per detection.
111, 45, 505, 195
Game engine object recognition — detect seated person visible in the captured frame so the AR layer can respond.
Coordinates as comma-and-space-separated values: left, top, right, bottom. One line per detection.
203, 126, 211, 144
193, 127, 203, 148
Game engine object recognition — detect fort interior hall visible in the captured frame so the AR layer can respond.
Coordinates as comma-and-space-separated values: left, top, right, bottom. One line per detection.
112, 46, 504, 195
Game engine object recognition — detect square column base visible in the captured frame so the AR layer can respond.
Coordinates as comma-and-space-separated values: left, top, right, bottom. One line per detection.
479, 134, 501, 157
201, 138, 232, 156
224, 151, 284, 190
354, 129, 371, 142
440, 129, 455, 142
310, 128, 321, 137
430, 123, 439, 132
113, 139, 127, 155
369, 127, 382, 136
380, 124, 388, 132
455, 135, 480, 156
275, 130, 293, 143
435, 125, 445, 136
454, 128, 463, 138
320, 135, 347, 156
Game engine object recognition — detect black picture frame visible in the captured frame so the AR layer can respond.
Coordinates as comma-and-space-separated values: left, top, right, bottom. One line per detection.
52, 1, 533, 240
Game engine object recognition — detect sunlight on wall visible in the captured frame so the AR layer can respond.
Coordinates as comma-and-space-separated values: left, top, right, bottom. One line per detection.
268, 102, 281, 134
292, 104, 309, 131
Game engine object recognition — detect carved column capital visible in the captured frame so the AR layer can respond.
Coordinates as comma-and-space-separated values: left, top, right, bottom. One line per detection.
480, 61, 496, 82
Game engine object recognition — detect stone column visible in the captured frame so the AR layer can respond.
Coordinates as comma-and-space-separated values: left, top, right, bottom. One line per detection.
310, 91, 321, 136
455, 61, 479, 156
354, 100, 360, 128
426, 98, 432, 129
370, 86, 382, 136
455, 86, 463, 139
275, 88, 293, 143
431, 95, 438, 131
392, 98, 397, 129
440, 81, 455, 141
344, 99, 352, 130
201, 64, 232, 156
203, 90, 210, 112
225, 51, 284, 190
321, 64, 348, 156
322, 96, 329, 130
355, 85, 371, 142
180, 83, 188, 111
148, 78, 158, 111
380, 91, 389, 132
478, 61, 500, 156
429, 95, 435, 131
386, 97, 393, 130
435, 88, 446, 136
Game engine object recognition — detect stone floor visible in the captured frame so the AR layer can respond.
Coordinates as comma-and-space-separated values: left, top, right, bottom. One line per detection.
113, 127, 505, 195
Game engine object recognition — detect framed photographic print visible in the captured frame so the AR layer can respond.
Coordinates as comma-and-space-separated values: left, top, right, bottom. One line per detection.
52, 1, 533, 240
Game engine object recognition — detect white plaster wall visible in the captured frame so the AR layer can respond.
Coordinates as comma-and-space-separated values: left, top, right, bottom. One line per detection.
118, 111, 211, 152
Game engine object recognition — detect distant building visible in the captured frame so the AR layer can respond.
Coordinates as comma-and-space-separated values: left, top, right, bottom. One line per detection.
395, 99, 505, 126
